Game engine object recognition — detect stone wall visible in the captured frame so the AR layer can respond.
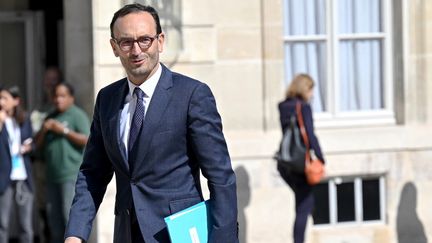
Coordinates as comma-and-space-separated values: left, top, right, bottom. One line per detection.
89, 0, 432, 242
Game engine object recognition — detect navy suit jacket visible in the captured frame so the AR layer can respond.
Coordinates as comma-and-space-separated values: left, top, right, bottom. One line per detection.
0, 116, 34, 194
65, 64, 238, 243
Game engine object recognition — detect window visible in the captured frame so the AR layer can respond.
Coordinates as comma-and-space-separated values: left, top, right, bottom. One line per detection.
312, 176, 385, 225
283, 0, 394, 124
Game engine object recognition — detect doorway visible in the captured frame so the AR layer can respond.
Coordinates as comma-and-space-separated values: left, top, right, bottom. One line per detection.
0, 11, 44, 111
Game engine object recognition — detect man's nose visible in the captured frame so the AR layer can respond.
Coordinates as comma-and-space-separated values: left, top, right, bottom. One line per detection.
131, 42, 142, 54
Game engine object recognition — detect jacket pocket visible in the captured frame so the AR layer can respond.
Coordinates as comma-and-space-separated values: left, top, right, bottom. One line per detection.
169, 196, 201, 215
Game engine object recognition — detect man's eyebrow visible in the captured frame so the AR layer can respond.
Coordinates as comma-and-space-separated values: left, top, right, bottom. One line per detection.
119, 34, 157, 39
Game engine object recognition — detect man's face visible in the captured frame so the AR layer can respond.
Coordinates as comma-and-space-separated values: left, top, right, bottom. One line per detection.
110, 12, 165, 85
54, 85, 74, 113
44, 69, 61, 103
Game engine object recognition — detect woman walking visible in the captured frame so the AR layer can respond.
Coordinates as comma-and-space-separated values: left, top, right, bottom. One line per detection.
277, 74, 325, 243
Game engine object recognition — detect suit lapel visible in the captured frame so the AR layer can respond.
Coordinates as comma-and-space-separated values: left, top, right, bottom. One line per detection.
131, 65, 173, 174
107, 79, 130, 172
0, 128, 10, 158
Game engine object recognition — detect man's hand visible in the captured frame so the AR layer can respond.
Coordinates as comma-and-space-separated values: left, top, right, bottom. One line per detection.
65, 236, 82, 243
0, 110, 7, 123
20, 138, 33, 154
43, 119, 67, 135
0, 110, 6, 131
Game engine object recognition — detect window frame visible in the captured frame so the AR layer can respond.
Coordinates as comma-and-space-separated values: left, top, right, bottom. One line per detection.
282, 0, 395, 127
314, 175, 386, 227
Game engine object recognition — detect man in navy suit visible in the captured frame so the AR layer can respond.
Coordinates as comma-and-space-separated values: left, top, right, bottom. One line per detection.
64, 3, 238, 243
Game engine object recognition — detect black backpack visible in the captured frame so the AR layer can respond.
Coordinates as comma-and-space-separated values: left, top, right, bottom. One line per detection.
273, 105, 306, 173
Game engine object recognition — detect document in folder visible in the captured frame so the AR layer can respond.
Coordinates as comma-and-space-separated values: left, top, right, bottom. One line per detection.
164, 200, 211, 243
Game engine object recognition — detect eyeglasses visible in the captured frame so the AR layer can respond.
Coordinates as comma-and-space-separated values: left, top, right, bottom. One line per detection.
112, 34, 159, 52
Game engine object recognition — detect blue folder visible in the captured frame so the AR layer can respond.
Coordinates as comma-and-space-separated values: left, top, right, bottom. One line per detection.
164, 200, 211, 243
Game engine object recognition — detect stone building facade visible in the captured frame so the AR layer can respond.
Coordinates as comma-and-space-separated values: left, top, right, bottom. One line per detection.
1, 0, 432, 242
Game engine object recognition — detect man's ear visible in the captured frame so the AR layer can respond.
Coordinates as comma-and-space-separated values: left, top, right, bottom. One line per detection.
157, 32, 165, 53
110, 39, 119, 57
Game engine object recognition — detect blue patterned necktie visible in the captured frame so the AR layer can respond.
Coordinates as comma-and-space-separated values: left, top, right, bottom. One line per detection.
128, 87, 145, 153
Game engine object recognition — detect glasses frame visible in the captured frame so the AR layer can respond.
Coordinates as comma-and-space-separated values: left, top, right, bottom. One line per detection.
112, 34, 160, 52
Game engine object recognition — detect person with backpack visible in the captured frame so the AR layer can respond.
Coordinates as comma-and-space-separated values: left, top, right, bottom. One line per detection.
277, 73, 325, 243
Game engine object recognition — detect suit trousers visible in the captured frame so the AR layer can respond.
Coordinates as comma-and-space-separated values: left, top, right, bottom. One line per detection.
0, 180, 34, 243
130, 207, 145, 243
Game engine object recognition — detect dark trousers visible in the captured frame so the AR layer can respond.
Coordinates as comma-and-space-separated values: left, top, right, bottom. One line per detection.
46, 181, 76, 243
292, 185, 314, 243
278, 164, 314, 243
0, 181, 34, 243
130, 208, 145, 243
114, 206, 146, 243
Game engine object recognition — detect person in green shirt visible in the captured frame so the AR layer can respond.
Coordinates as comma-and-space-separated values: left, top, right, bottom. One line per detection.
35, 82, 90, 243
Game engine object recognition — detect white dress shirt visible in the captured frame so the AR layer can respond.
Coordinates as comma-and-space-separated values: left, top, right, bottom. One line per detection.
119, 64, 162, 154
5, 117, 27, 180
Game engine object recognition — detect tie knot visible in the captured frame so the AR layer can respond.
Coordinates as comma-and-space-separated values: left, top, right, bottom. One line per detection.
134, 88, 144, 100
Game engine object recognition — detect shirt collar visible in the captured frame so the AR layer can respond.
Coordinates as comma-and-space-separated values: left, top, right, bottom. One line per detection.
127, 63, 162, 99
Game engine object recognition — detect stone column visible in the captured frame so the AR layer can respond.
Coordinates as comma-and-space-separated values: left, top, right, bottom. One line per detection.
63, 1, 97, 242
63, 0, 94, 115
